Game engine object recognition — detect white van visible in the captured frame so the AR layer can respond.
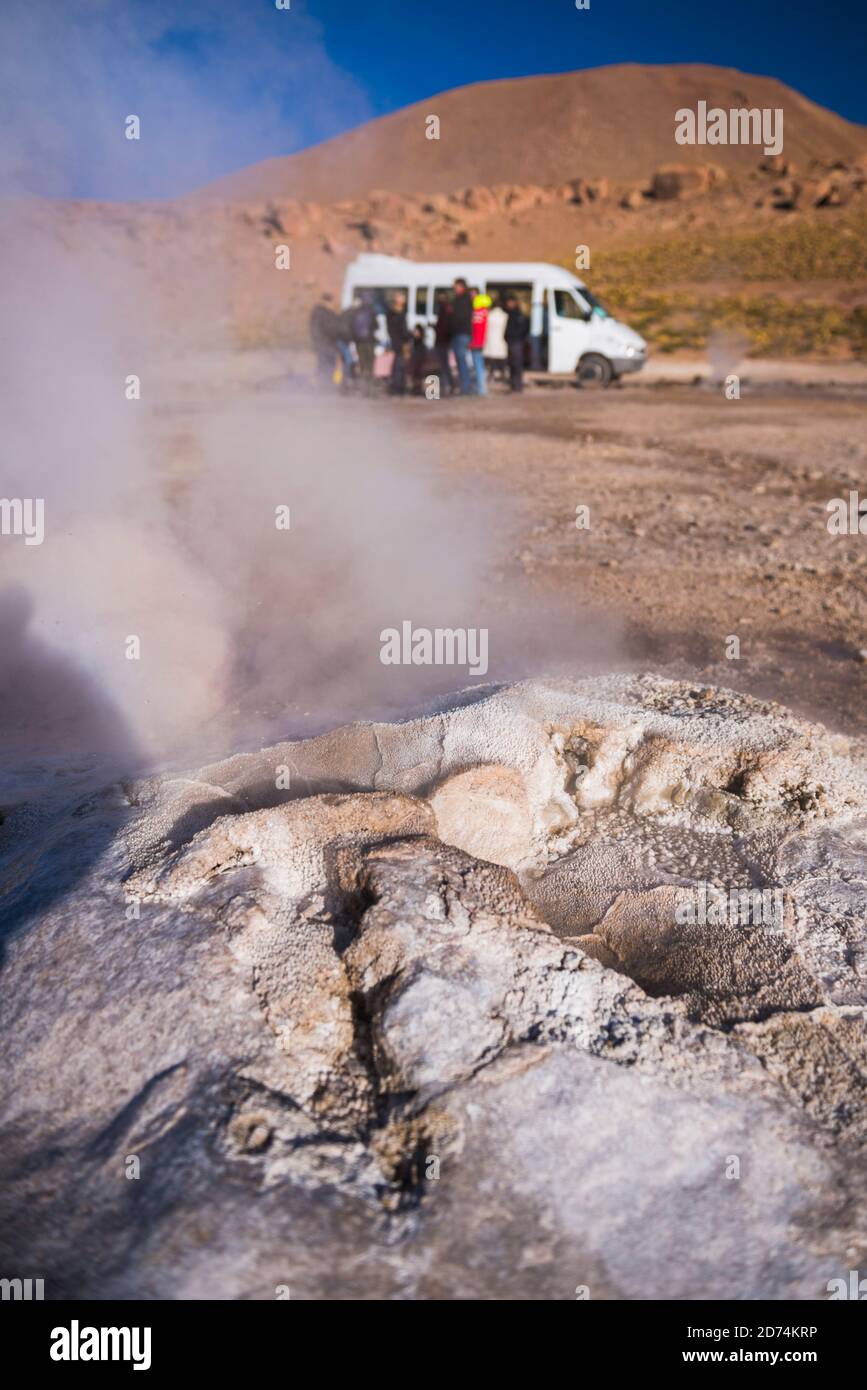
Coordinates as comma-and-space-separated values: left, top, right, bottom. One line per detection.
341, 253, 646, 386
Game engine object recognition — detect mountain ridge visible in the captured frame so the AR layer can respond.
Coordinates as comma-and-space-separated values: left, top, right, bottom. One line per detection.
191, 62, 867, 204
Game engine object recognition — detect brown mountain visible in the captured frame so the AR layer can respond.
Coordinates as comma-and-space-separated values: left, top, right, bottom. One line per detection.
195, 63, 867, 203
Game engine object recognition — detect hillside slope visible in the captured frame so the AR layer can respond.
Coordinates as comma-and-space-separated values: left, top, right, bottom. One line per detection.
195, 63, 867, 203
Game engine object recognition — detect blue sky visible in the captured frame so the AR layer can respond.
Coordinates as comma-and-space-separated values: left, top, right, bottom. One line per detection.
317, 0, 865, 127
1, 0, 863, 199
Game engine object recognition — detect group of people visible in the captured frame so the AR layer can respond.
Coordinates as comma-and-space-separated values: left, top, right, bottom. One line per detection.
309, 278, 531, 398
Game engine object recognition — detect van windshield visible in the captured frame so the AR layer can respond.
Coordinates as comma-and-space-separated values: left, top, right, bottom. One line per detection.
577, 286, 609, 318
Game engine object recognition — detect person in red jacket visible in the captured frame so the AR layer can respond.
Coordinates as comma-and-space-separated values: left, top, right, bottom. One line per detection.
470, 289, 491, 397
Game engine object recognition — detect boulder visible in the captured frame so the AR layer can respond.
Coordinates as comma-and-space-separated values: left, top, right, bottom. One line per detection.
364, 190, 412, 223
458, 186, 500, 216
620, 188, 644, 210
584, 177, 609, 200
502, 184, 550, 212
760, 154, 795, 175
556, 178, 586, 203
560, 177, 608, 203
651, 163, 711, 200
813, 177, 851, 207
771, 178, 803, 209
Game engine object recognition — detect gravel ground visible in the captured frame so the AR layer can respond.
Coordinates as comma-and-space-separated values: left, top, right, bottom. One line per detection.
382, 367, 867, 739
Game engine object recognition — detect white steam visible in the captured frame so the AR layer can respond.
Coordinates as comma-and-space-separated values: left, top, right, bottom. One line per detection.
0, 5, 621, 778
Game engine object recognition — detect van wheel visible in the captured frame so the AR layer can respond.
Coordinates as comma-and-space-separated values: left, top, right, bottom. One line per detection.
576, 354, 613, 388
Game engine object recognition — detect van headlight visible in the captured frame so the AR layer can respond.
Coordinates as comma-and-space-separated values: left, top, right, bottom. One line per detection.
625, 346, 636, 356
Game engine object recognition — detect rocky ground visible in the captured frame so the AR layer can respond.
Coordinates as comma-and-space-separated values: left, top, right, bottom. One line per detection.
1, 673, 865, 1299
389, 368, 867, 738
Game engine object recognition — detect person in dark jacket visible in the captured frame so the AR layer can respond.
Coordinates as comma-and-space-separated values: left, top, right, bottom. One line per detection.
434, 292, 455, 396
335, 306, 355, 388
309, 293, 339, 381
386, 292, 409, 395
451, 277, 473, 395
409, 325, 428, 395
504, 294, 530, 393
350, 292, 376, 394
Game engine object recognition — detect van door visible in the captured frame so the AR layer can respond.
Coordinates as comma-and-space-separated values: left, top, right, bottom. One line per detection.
411, 285, 431, 326
411, 285, 437, 346
546, 286, 591, 374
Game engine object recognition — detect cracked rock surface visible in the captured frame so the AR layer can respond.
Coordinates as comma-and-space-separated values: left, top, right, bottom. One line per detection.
1, 675, 866, 1298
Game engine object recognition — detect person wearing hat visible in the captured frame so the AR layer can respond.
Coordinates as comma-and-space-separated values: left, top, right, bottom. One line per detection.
470, 288, 492, 397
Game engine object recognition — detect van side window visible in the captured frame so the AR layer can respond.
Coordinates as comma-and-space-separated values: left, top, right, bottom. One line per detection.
487, 281, 533, 314
414, 287, 430, 317
354, 286, 409, 313
554, 290, 585, 320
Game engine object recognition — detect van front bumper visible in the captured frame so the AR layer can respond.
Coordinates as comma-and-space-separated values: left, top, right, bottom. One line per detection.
610, 352, 646, 376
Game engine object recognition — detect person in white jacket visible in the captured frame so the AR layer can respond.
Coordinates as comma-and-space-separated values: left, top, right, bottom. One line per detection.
485, 299, 508, 365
